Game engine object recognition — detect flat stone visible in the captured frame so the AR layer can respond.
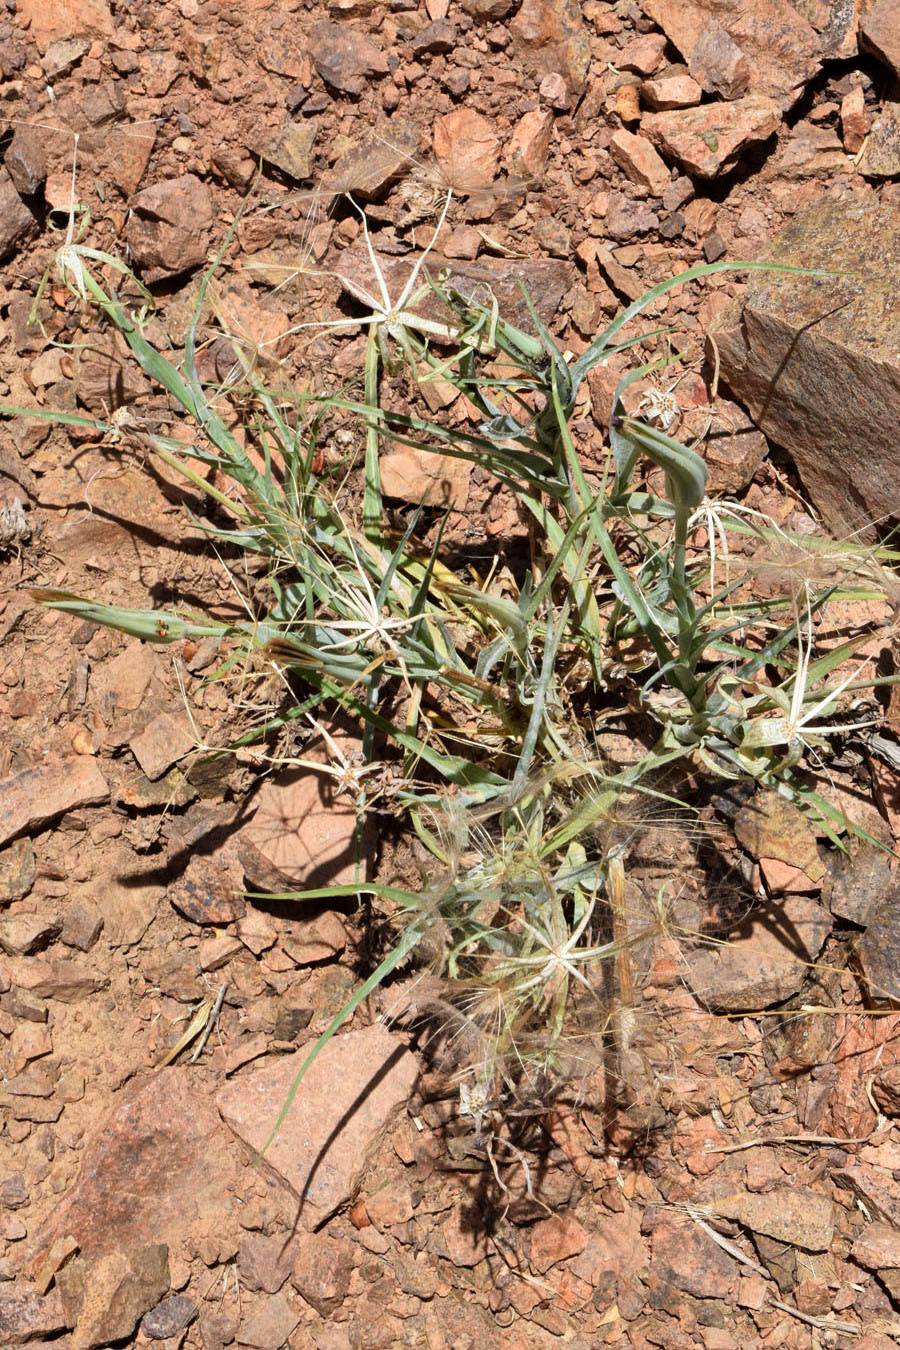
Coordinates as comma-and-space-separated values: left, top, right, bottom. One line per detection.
280, 910, 347, 966
734, 791, 826, 885
236, 731, 366, 892
308, 20, 388, 95
851, 1222, 900, 1273
833, 1164, 900, 1228
322, 121, 416, 199
644, 0, 821, 109
247, 120, 317, 182
142, 1293, 198, 1339
529, 1214, 588, 1273
0, 758, 109, 848
711, 194, 900, 539
641, 74, 704, 110
857, 101, 900, 179
130, 712, 195, 781
336, 244, 572, 333
16, 0, 112, 51
609, 129, 670, 196
873, 1065, 900, 1115
506, 108, 554, 179
0, 914, 60, 957
380, 447, 471, 509
4, 126, 46, 197
433, 108, 500, 193
509, 0, 590, 95
650, 1211, 736, 1299
217, 1023, 419, 1227
237, 1233, 295, 1295
857, 890, 900, 1002
234, 1293, 299, 1348
30, 1069, 237, 1267
168, 847, 246, 925
710, 1188, 834, 1251
126, 175, 213, 282
684, 895, 830, 1011
827, 846, 893, 925
5, 957, 108, 1002
860, 0, 900, 78
0, 840, 35, 903
643, 96, 782, 178
0, 1283, 66, 1345
58, 1244, 169, 1350
290, 1232, 354, 1315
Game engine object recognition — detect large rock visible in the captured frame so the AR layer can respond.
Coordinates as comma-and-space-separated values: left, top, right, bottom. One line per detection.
711, 195, 900, 539
0, 758, 109, 848
126, 175, 213, 281
29, 1069, 238, 1269
509, 0, 590, 95
58, 1244, 169, 1350
0, 168, 35, 262
684, 895, 830, 1011
336, 244, 573, 333
217, 1022, 419, 1227
860, 0, 900, 78
642, 96, 781, 178
643, 0, 821, 109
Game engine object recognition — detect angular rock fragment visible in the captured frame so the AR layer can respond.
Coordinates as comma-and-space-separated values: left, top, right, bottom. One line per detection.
16, 0, 113, 52
4, 957, 108, 1002
643, 0, 821, 109
641, 75, 703, 110
711, 1188, 834, 1251
58, 1244, 169, 1350
0, 168, 35, 262
217, 1023, 419, 1227
129, 712, 195, 781
291, 1231, 354, 1315
234, 1294, 299, 1348
857, 102, 900, 179
0, 914, 60, 957
609, 129, 670, 195
711, 194, 900, 538
168, 847, 246, 925
336, 244, 572, 332
380, 447, 470, 509
684, 895, 829, 1011
510, 0, 590, 94
643, 96, 782, 178
433, 108, 500, 192
236, 761, 364, 893
142, 1293, 198, 1340
0, 1282, 67, 1345
4, 126, 46, 197
321, 121, 417, 199
30, 1070, 237, 1267
856, 892, 900, 1002
308, 20, 388, 95
860, 0, 900, 78
0, 758, 109, 849
126, 175, 213, 282
506, 108, 554, 179
247, 120, 317, 182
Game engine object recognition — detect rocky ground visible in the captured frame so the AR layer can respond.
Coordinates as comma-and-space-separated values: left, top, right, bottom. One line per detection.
1, 0, 900, 1346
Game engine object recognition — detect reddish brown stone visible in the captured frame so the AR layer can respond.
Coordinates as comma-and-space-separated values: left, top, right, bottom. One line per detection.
290, 1231, 354, 1315
30, 1069, 237, 1267
433, 108, 500, 192
0, 758, 109, 849
216, 1023, 418, 1227
126, 175, 213, 282
860, 0, 900, 78
644, 0, 820, 109
643, 96, 782, 178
